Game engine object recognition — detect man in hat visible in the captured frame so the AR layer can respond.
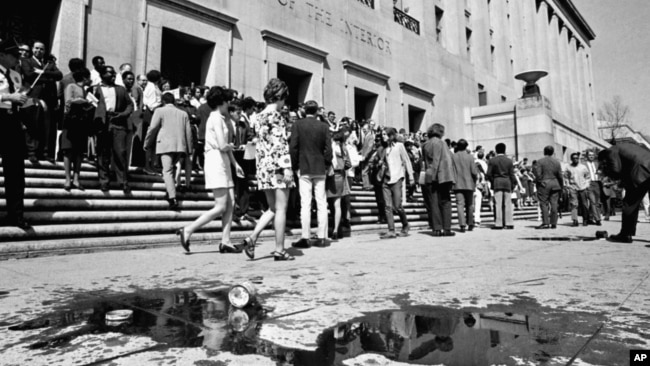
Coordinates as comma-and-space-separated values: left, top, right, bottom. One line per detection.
0, 40, 30, 229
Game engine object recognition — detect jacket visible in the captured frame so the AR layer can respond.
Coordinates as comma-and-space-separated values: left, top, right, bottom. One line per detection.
93, 84, 134, 131
422, 137, 455, 184
144, 104, 193, 155
452, 150, 478, 191
289, 116, 332, 176
487, 155, 516, 192
599, 142, 650, 189
534, 156, 564, 191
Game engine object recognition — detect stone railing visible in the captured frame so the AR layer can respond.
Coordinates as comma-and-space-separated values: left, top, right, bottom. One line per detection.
355, 0, 374, 9
393, 7, 420, 35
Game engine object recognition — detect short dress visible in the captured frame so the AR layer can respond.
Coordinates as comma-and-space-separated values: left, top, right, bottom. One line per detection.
204, 110, 234, 189
253, 110, 295, 190
61, 83, 91, 153
327, 142, 351, 198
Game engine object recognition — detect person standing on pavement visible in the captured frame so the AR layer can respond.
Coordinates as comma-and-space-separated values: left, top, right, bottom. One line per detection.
486, 143, 516, 230
451, 139, 478, 232
144, 92, 193, 210
374, 127, 414, 239
289, 100, 332, 249
564, 152, 591, 227
474, 151, 488, 227
533, 145, 564, 229
0, 40, 30, 229
422, 123, 455, 236
585, 150, 603, 226
598, 142, 650, 243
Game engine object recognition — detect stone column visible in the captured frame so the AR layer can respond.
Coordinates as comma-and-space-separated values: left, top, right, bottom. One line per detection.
534, 1, 552, 100
521, 0, 537, 70
51, 0, 86, 63
577, 45, 589, 131
568, 35, 580, 128
558, 24, 572, 122
547, 13, 564, 118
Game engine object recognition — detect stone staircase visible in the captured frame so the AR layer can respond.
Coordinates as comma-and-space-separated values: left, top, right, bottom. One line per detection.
0, 161, 538, 258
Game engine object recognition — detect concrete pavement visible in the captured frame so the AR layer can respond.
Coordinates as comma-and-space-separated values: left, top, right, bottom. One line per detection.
0, 216, 648, 365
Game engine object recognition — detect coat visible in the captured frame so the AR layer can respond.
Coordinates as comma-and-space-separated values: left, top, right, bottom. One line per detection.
289, 116, 332, 176
144, 104, 193, 155
93, 84, 134, 131
534, 156, 564, 191
358, 129, 375, 161
20, 56, 62, 104
599, 142, 650, 190
487, 155, 516, 192
422, 137, 454, 184
452, 150, 478, 191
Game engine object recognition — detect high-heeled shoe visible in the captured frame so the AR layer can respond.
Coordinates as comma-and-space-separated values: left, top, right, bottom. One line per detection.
176, 228, 190, 253
219, 243, 243, 254
63, 183, 72, 192
240, 237, 255, 259
72, 182, 85, 191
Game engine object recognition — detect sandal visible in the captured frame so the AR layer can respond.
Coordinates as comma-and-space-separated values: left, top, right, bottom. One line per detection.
240, 237, 255, 259
271, 250, 295, 261
219, 243, 243, 254
176, 228, 190, 253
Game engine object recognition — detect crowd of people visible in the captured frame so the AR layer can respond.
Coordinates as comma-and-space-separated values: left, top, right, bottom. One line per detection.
1, 38, 649, 248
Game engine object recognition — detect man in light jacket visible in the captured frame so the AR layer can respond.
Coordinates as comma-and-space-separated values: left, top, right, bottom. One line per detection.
144, 92, 193, 210
452, 139, 478, 232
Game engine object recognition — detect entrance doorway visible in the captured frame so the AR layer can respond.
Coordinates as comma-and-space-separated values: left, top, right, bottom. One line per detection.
1, 1, 61, 50
354, 88, 378, 122
277, 63, 312, 110
161, 27, 214, 88
408, 105, 425, 132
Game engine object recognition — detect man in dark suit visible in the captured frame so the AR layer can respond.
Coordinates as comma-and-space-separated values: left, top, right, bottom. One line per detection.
93, 66, 134, 193
452, 139, 478, 232
289, 100, 332, 248
0, 40, 30, 229
598, 142, 650, 243
358, 121, 375, 190
534, 145, 564, 229
21, 41, 63, 161
486, 143, 516, 229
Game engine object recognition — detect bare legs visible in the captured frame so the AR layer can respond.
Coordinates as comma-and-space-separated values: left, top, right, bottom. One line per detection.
63, 151, 83, 188
331, 197, 341, 236
247, 189, 290, 253
183, 187, 236, 246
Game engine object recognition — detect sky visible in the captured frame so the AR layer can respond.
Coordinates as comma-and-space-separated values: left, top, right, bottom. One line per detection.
573, 0, 650, 135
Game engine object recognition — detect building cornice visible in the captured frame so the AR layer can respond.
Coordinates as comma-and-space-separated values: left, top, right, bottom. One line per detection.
342, 60, 390, 83
261, 30, 328, 60
399, 82, 435, 101
148, 0, 238, 27
550, 0, 596, 45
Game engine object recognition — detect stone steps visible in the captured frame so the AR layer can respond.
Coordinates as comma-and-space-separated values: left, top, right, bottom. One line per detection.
0, 160, 538, 258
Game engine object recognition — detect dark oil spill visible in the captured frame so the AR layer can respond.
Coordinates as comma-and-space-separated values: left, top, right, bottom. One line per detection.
520, 236, 602, 242
2, 289, 632, 366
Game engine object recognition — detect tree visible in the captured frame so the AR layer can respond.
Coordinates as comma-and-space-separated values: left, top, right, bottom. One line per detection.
598, 95, 630, 144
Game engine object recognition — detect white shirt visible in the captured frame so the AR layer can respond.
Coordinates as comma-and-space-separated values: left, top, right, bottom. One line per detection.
90, 69, 102, 87
0, 65, 23, 110
143, 82, 161, 111
100, 84, 116, 112
586, 161, 599, 181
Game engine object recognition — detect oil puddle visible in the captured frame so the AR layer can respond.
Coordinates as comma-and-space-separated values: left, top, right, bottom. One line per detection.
4, 289, 630, 365
520, 236, 603, 242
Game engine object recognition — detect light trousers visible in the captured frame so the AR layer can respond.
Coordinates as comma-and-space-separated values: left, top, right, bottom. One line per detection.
299, 175, 328, 239
494, 190, 514, 227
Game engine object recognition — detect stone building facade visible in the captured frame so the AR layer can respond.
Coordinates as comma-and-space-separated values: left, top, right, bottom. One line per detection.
2, 0, 605, 159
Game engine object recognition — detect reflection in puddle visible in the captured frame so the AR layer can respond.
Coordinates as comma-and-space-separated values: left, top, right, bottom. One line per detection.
4, 289, 619, 365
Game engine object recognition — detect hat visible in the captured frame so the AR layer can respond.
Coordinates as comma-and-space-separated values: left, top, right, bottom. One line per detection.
0, 39, 20, 57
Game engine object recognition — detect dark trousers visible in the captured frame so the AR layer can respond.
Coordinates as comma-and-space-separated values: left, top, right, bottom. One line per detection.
41, 98, 58, 159
142, 109, 159, 172
111, 128, 130, 185
455, 190, 475, 227
538, 186, 560, 225
382, 178, 408, 232
586, 181, 602, 222
1, 113, 26, 222
373, 181, 386, 221
620, 179, 650, 236
21, 103, 44, 158
427, 181, 453, 231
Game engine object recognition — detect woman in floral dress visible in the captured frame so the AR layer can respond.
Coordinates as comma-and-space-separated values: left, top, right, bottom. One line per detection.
240, 79, 296, 261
